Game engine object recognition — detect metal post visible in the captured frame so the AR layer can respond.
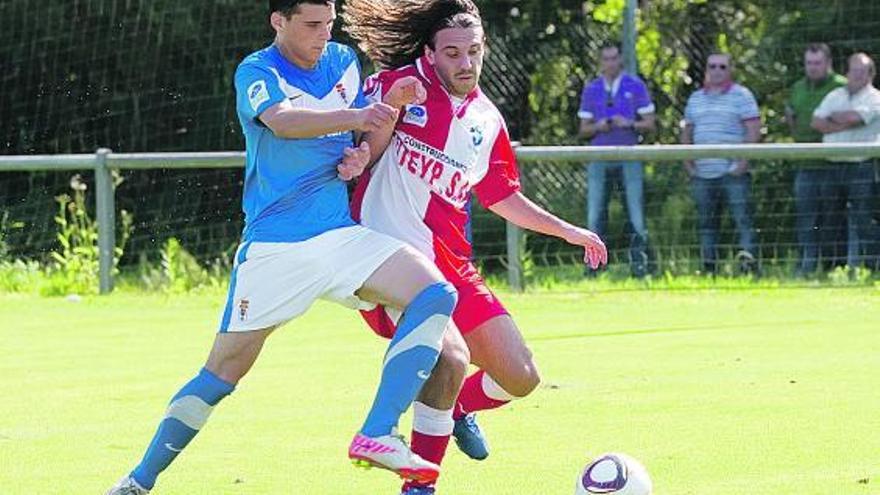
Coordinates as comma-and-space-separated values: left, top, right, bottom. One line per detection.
94, 148, 115, 294
622, 0, 638, 74
506, 220, 524, 292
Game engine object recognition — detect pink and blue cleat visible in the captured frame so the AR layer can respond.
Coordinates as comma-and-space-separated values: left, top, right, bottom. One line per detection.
348, 430, 440, 483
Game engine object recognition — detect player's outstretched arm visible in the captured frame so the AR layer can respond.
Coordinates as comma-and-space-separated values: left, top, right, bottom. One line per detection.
489, 192, 608, 269
259, 99, 399, 139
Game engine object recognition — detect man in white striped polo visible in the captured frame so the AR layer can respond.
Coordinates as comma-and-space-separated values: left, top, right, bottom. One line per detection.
682, 53, 762, 275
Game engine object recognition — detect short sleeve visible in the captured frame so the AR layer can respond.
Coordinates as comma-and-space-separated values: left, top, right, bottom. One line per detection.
785, 83, 797, 115
852, 91, 880, 125
812, 90, 836, 119
363, 70, 395, 105
684, 93, 696, 123
578, 82, 596, 120
633, 78, 655, 114
473, 125, 521, 208
235, 63, 286, 123
737, 86, 760, 121
352, 59, 369, 110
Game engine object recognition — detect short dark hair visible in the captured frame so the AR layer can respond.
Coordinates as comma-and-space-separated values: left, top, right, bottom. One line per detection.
600, 41, 621, 55
270, 0, 334, 17
805, 43, 832, 60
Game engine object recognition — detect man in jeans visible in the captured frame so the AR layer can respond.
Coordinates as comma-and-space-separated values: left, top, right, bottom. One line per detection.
682, 53, 762, 275
785, 43, 848, 277
812, 52, 880, 270
578, 42, 656, 277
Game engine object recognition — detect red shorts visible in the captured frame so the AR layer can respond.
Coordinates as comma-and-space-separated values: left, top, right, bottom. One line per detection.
361, 277, 508, 339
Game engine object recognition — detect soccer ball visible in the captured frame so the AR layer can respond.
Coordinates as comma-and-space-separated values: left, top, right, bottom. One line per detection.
575, 453, 653, 495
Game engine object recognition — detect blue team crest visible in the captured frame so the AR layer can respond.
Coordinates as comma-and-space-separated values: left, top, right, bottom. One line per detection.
403, 104, 428, 127
469, 125, 484, 147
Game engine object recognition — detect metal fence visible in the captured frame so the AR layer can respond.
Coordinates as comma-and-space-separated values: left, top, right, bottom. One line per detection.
3, 143, 879, 293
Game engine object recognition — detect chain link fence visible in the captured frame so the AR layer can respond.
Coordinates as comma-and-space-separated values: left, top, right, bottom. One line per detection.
1, 0, 879, 276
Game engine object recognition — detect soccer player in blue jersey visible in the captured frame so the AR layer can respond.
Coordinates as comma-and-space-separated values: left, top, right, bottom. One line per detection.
106, 1, 470, 493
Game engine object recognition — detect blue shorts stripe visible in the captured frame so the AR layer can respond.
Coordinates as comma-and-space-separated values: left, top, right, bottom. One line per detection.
219, 242, 252, 333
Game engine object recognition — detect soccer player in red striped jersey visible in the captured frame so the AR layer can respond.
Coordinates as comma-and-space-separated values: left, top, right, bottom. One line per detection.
343, 1, 608, 493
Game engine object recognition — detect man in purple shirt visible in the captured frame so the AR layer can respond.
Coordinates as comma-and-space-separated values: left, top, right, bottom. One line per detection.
579, 42, 656, 277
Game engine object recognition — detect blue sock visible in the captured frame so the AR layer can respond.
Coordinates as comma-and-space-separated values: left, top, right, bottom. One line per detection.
131, 368, 235, 490
361, 281, 457, 437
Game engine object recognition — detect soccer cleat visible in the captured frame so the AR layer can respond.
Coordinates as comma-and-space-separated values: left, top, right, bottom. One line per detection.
105, 475, 149, 495
401, 485, 436, 494
348, 430, 440, 483
452, 413, 489, 460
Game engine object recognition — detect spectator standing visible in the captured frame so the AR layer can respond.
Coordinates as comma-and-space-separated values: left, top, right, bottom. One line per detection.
811, 52, 880, 269
785, 43, 847, 276
682, 53, 762, 275
578, 42, 656, 277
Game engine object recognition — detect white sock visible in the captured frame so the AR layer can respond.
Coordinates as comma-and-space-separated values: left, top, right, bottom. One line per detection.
413, 401, 454, 436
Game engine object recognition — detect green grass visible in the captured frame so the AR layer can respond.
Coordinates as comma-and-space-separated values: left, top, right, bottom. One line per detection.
1, 288, 878, 494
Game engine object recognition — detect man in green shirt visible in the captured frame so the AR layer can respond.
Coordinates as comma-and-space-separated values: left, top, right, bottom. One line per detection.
785, 43, 847, 276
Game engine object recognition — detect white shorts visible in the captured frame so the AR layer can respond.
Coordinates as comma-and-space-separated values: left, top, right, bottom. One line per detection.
219, 225, 406, 332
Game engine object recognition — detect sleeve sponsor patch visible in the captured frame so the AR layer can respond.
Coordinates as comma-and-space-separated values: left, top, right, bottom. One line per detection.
403, 104, 428, 127
247, 80, 270, 113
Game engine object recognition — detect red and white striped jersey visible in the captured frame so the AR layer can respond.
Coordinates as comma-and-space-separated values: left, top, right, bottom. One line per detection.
351, 55, 521, 284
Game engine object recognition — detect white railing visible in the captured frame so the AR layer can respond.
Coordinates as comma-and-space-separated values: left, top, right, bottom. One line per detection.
3, 143, 880, 293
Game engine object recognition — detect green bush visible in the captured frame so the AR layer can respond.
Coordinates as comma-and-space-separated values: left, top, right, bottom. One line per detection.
137, 238, 226, 293
39, 175, 132, 296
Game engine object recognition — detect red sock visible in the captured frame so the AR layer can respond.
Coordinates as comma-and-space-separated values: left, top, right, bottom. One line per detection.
403, 402, 454, 490
403, 430, 451, 490
453, 370, 512, 420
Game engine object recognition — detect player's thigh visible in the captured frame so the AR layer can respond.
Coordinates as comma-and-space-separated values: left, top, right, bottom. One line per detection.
357, 244, 447, 309
204, 328, 274, 384
464, 315, 540, 397
220, 241, 329, 333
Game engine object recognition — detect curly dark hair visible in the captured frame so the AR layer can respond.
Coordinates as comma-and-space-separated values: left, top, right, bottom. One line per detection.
341, 0, 483, 70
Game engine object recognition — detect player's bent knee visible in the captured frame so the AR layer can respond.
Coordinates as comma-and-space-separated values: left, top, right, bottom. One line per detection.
385, 282, 459, 369
503, 360, 541, 398
439, 343, 470, 379
521, 364, 542, 396
416, 280, 458, 318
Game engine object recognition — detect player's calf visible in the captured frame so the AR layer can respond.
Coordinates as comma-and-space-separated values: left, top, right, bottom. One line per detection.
115, 368, 235, 492
360, 281, 457, 438
452, 369, 531, 461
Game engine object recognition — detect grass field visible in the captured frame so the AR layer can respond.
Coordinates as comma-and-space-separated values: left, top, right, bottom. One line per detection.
1, 287, 878, 494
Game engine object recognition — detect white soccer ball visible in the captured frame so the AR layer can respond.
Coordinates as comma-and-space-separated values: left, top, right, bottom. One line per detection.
575, 453, 653, 495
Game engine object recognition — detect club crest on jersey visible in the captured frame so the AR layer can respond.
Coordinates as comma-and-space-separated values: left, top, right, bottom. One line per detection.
403, 105, 428, 127
364, 77, 381, 101
469, 125, 484, 147
335, 82, 349, 104
239, 298, 250, 321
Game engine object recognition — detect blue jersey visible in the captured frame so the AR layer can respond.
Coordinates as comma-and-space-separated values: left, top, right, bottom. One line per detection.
234, 42, 368, 242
